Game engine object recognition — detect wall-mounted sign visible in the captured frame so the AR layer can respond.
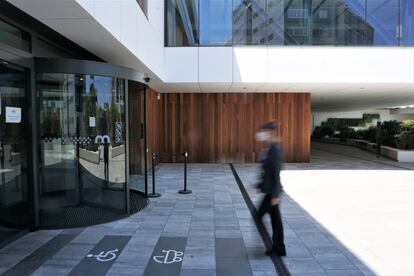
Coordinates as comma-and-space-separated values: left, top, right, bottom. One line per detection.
89, 117, 96, 127
5, 106, 21, 123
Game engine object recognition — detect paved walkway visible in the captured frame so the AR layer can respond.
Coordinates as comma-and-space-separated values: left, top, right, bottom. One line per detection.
0, 142, 412, 276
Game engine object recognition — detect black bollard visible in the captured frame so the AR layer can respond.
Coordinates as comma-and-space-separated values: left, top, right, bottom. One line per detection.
179, 152, 192, 194
148, 153, 161, 198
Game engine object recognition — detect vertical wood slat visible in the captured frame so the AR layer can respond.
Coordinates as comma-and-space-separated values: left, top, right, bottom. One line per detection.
147, 92, 310, 163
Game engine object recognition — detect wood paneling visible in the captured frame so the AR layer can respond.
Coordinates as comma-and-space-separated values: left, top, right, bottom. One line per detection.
147, 91, 310, 163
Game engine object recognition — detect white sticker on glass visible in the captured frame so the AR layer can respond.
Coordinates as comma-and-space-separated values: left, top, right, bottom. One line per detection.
89, 117, 96, 127
5, 106, 21, 123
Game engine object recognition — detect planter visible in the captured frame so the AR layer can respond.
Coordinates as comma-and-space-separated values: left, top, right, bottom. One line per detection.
79, 148, 100, 164
319, 137, 414, 162
111, 145, 125, 158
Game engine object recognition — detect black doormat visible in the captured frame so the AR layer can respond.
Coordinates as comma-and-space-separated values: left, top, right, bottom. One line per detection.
40, 190, 148, 229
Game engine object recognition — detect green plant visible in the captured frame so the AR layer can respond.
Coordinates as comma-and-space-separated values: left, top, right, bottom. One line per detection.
381, 120, 401, 147
356, 129, 366, 139
339, 127, 356, 140
400, 120, 414, 132
312, 125, 334, 139
363, 126, 377, 143
397, 131, 414, 150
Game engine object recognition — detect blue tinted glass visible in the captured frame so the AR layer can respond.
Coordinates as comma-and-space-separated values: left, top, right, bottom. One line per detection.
400, 0, 414, 46
266, 0, 285, 45
166, 0, 199, 46
200, 0, 233, 45
283, 0, 310, 45
233, 0, 267, 45
366, 0, 399, 46
334, 0, 369, 45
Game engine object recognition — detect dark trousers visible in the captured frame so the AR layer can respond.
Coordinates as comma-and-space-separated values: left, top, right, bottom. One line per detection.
258, 194, 286, 253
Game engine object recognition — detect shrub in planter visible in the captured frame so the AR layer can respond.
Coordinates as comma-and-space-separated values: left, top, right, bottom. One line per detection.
356, 129, 366, 140
312, 126, 335, 139
401, 120, 414, 132
397, 131, 414, 150
363, 126, 377, 143
381, 120, 401, 147
381, 120, 401, 136
320, 125, 335, 137
339, 127, 356, 141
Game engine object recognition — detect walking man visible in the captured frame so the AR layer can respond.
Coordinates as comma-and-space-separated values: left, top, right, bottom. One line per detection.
255, 121, 286, 256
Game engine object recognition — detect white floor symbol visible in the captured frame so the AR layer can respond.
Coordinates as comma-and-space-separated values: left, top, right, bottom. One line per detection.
87, 249, 119, 262
153, 249, 183, 264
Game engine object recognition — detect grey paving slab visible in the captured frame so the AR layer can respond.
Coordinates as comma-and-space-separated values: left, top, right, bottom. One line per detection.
2, 234, 76, 276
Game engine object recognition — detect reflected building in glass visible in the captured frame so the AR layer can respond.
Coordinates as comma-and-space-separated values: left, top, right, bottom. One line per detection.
166, 0, 413, 46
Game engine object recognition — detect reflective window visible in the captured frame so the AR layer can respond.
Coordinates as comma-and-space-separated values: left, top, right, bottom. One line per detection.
37, 73, 127, 227
400, 0, 414, 46
366, 0, 399, 46
266, 0, 285, 45
334, 0, 370, 46
233, 0, 267, 45
166, 0, 199, 46
200, 0, 232, 45
165, 0, 414, 46
0, 63, 30, 244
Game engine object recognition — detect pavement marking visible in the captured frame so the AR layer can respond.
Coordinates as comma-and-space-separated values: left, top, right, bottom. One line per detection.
229, 163, 291, 276
3, 234, 77, 276
144, 236, 187, 276
69, 235, 131, 276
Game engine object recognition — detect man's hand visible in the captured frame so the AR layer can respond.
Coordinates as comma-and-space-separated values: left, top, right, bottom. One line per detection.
270, 197, 280, 206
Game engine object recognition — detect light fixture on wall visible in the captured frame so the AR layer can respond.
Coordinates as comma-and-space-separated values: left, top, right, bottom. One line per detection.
157, 93, 161, 100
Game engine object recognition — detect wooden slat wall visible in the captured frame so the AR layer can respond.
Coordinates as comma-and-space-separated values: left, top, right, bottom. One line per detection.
147, 90, 310, 163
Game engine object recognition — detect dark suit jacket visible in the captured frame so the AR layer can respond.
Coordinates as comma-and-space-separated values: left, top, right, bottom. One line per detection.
258, 143, 283, 198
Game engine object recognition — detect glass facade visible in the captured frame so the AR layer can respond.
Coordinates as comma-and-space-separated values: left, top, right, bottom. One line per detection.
0, 63, 30, 245
166, 0, 414, 46
37, 73, 128, 227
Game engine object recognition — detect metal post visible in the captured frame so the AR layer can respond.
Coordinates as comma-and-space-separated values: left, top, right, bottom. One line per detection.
179, 152, 192, 194
376, 121, 382, 156
148, 153, 161, 198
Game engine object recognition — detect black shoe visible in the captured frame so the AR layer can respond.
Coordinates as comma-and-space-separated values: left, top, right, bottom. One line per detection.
265, 249, 286, 257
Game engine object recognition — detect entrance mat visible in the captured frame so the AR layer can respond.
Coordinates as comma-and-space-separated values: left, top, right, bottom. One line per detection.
69, 235, 131, 276
144, 236, 187, 276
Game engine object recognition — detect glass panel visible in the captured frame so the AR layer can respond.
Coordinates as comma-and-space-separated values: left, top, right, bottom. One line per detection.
78, 75, 126, 211
0, 63, 30, 243
334, 0, 370, 45
266, 0, 285, 45
366, 0, 399, 46
233, 0, 267, 45
283, 0, 310, 45
400, 0, 414, 46
166, 0, 199, 46
38, 73, 127, 227
310, 0, 335, 45
200, 0, 233, 45
0, 19, 31, 52
38, 73, 77, 225
128, 81, 146, 194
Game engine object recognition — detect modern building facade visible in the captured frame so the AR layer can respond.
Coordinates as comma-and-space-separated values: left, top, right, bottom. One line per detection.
1, 0, 413, 248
